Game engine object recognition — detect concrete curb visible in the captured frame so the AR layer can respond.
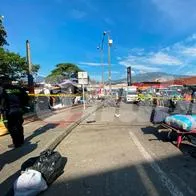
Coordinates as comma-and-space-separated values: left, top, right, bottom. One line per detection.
46, 104, 102, 151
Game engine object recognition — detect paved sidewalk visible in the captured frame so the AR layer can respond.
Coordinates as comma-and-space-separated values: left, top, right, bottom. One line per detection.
0, 103, 99, 196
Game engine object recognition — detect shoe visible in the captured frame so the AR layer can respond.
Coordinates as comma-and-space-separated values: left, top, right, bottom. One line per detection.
14, 143, 24, 148
114, 114, 120, 118
8, 143, 23, 148
8, 144, 15, 148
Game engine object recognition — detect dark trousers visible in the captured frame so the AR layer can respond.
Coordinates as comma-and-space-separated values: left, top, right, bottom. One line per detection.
6, 110, 24, 147
115, 98, 121, 114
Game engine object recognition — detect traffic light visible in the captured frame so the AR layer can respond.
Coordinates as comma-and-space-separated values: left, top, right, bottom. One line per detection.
127, 66, 131, 86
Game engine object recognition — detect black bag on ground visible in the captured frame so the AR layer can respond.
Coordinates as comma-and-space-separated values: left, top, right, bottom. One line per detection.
21, 149, 67, 185
150, 106, 169, 124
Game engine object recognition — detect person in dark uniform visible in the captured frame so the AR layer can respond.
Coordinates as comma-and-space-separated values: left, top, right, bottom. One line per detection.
0, 76, 29, 148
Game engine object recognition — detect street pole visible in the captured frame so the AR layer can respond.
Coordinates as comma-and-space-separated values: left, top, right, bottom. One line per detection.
26, 40, 32, 74
107, 34, 112, 95
97, 32, 106, 95
82, 83, 85, 110
100, 47, 104, 90
101, 32, 106, 94
26, 40, 35, 113
26, 40, 34, 94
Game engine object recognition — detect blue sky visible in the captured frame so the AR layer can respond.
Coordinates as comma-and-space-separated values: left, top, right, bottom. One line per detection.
1, 0, 196, 81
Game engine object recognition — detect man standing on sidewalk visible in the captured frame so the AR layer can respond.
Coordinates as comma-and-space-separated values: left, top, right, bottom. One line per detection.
0, 76, 29, 148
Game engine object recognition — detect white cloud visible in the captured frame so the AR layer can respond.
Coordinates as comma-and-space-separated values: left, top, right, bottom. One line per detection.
148, 52, 183, 65
80, 0, 97, 12
37, 74, 46, 77
185, 71, 195, 76
118, 33, 196, 74
104, 71, 119, 74
186, 33, 196, 42
129, 48, 145, 56
182, 47, 196, 57
104, 18, 115, 25
79, 62, 108, 66
132, 65, 160, 72
119, 59, 161, 72
70, 9, 87, 19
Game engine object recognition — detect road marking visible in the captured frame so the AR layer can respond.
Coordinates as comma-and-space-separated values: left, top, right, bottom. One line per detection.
129, 131, 184, 196
135, 163, 160, 196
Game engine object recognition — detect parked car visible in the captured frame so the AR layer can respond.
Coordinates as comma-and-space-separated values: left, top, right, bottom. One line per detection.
168, 85, 184, 92
160, 90, 182, 99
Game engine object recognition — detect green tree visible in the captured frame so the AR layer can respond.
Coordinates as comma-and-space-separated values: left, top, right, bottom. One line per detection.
0, 16, 8, 47
0, 48, 40, 80
45, 63, 82, 83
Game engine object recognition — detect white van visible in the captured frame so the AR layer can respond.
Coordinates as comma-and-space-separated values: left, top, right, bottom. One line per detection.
125, 86, 138, 103
168, 85, 184, 92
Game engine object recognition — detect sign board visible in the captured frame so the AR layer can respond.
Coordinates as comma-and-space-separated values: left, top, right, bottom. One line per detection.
78, 72, 88, 79
78, 78, 88, 85
78, 72, 88, 110
127, 66, 131, 86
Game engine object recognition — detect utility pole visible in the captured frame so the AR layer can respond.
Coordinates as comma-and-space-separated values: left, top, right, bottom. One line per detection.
101, 32, 106, 90
106, 33, 113, 95
97, 32, 106, 95
100, 44, 104, 89
26, 40, 34, 94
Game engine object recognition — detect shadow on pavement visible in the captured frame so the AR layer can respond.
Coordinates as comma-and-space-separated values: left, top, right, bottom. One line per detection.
0, 143, 37, 194
179, 143, 196, 157
0, 123, 59, 171
141, 126, 196, 156
25, 123, 59, 143
40, 154, 196, 196
141, 126, 170, 142
0, 142, 37, 171
1, 170, 21, 196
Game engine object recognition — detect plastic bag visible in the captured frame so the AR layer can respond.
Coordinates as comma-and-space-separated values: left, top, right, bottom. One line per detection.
22, 149, 66, 185
14, 169, 47, 196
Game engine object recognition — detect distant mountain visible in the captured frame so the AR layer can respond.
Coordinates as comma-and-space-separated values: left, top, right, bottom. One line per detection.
110, 72, 189, 84
34, 75, 45, 83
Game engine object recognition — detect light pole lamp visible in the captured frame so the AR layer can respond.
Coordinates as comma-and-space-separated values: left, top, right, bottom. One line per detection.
97, 45, 104, 87
104, 31, 113, 95
97, 32, 106, 94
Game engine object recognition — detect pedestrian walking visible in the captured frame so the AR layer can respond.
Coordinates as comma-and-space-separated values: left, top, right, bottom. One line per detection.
114, 88, 123, 118
0, 76, 29, 148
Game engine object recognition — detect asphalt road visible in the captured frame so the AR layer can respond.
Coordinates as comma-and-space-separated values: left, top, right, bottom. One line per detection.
42, 103, 196, 196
